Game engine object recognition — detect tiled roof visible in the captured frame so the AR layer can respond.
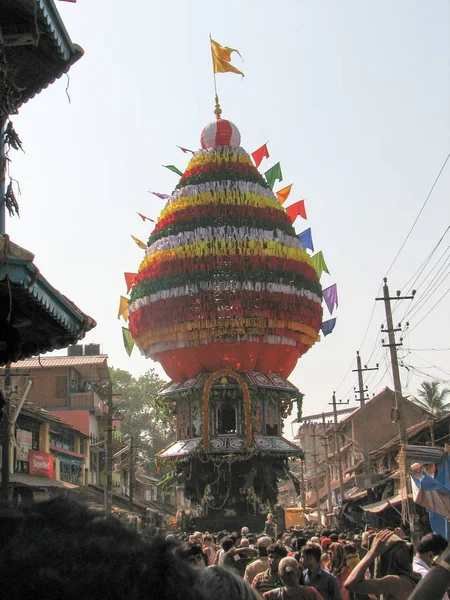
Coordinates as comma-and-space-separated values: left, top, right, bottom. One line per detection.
10, 356, 107, 369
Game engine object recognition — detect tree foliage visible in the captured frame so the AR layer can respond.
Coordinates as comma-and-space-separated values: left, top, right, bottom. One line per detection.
109, 367, 175, 470
412, 380, 450, 416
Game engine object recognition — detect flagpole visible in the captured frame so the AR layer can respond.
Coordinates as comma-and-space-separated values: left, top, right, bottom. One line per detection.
209, 33, 222, 119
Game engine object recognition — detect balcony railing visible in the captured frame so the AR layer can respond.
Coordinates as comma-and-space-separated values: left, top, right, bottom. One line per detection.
69, 391, 104, 415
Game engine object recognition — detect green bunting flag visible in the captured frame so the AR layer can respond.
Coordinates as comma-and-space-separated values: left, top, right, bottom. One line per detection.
163, 164, 183, 176
264, 162, 283, 190
122, 327, 135, 357
310, 251, 330, 279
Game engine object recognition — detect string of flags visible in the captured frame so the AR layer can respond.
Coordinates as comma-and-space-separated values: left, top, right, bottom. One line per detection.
250, 140, 338, 338
120, 127, 339, 357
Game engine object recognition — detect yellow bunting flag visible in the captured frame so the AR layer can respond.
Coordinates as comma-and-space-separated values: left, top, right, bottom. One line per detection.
276, 184, 293, 205
310, 251, 330, 279
131, 235, 147, 250
117, 296, 129, 322
210, 38, 244, 77
122, 327, 135, 357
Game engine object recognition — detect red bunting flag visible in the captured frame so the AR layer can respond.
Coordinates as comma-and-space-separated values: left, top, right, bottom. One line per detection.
124, 272, 137, 293
137, 212, 155, 223
285, 200, 307, 223
251, 143, 270, 168
176, 145, 195, 155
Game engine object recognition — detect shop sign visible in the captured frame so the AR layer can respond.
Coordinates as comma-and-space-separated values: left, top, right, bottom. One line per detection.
16, 430, 33, 461
29, 450, 54, 478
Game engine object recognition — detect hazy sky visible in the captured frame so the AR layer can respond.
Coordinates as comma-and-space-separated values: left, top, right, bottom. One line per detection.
6, 0, 450, 436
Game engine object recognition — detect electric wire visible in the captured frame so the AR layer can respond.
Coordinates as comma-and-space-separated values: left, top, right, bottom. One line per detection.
385, 152, 450, 277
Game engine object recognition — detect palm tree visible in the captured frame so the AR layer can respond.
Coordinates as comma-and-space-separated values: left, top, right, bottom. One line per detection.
412, 380, 450, 416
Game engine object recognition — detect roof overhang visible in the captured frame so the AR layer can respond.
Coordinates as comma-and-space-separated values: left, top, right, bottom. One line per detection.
1, 0, 83, 112
157, 436, 303, 459
0, 236, 96, 364
160, 371, 299, 396
2, 472, 78, 489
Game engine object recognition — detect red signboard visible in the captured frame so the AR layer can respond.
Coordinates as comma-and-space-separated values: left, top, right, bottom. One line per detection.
29, 450, 54, 478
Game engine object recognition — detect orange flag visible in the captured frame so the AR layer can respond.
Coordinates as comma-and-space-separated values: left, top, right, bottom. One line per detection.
137, 212, 155, 223
286, 200, 307, 223
125, 273, 137, 293
210, 38, 244, 77
276, 184, 293, 205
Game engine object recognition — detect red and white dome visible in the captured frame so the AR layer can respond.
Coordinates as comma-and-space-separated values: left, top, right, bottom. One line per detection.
200, 118, 241, 149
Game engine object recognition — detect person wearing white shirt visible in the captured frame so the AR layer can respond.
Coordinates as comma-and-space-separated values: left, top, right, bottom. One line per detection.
413, 532, 450, 600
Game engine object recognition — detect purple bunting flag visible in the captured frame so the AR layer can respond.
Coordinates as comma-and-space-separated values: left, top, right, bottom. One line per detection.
298, 228, 314, 252
148, 191, 170, 200
322, 284, 338, 314
321, 318, 337, 337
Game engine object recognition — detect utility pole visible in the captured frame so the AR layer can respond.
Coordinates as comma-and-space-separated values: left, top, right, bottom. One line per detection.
105, 381, 113, 513
1, 364, 10, 502
376, 278, 414, 447
300, 458, 306, 509
129, 435, 134, 510
321, 412, 333, 514
353, 352, 378, 474
311, 423, 322, 520
376, 278, 415, 530
330, 392, 348, 505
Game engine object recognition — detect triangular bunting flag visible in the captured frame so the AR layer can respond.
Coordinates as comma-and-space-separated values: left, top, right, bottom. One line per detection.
276, 184, 293, 205
131, 235, 147, 250
124, 272, 137, 293
323, 284, 338, 315
285, 200, 307, 223
251, 143, 270, 168
118, 296, 129, 322
298, 228, 314, 252
177, 146, 195, 155
148, 191, 170, 200
310, 251, 330, 279
321, 318, 336, 337
162, 165, 183, 176
264, 162, 283, 190
122, 327, 135, 356
137, 212, 155, 223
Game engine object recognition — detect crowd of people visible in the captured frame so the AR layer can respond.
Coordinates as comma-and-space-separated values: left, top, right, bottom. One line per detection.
1, 498, 450, 600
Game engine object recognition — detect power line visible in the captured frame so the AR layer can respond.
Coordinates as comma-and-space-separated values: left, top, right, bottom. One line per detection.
407, 283, 450, 337
385, 152, 450, 277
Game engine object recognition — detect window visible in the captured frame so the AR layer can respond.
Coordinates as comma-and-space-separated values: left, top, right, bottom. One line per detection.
56, 376, 68, 399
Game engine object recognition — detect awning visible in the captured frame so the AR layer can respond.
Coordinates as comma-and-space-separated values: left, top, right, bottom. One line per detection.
405, 445, 446, 464
2, 472, 78, 489
361, 493, 408, 514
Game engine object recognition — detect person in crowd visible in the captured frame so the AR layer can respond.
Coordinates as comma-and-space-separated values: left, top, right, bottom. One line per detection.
344, 529, 421, 600
194, 566, 261, 600
320, 537, 332, 552
409, 537, 450, 600
221, 537, 238, 569
241, 526, 250, 538
328, 542, 351, 600
244, 536, 272, 584
177, 540, 208, 568
265, 512, 277, 538
302, 543, 343, 600
352, 535, 367, 560
203, 533, 217, 566
344, 543, 360, 571
252, 543, 288, 595
263, 556, 324, 600
0, 498, 208, 600
413, 532, 449, 600
216, 536, 234, 566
